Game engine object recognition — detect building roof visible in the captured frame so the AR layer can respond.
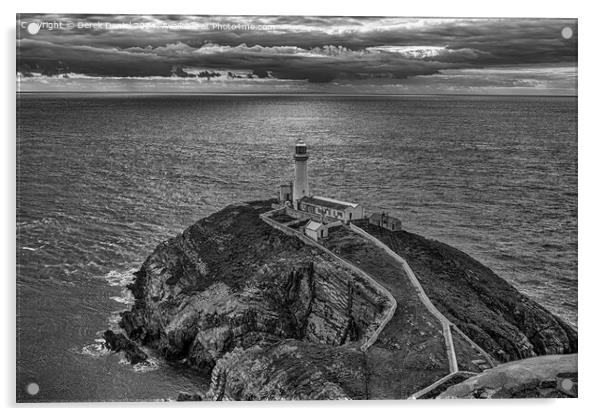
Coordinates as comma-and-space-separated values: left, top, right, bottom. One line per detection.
305, 220, 325, 231
299, 195, 360, 211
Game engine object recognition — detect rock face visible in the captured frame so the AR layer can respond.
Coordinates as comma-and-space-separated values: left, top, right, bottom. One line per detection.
355, 220, 578, 363
115, 200, 577, 400
438, 354, 578, 398
120, 200, 388, 400
103, 330, 148, 365
206, 340, 367, 400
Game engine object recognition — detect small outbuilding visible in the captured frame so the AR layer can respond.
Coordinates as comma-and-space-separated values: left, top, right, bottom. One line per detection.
304, 220, 329, 241
369, 212, 402, 231
279, 183, 292, 203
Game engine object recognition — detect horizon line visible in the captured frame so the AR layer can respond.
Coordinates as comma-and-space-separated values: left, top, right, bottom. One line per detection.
16, 91, 578, 98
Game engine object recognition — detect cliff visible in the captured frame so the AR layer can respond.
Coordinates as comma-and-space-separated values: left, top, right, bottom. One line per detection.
112, 200, 577, 400
120, 200, 391, 400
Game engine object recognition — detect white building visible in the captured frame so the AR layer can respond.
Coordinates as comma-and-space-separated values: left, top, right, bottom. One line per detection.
278, 142, 364, 224
298, 195, 364, 224
304, 219, 342, 241
292, 142, 310, 206
304, 220, 329, 241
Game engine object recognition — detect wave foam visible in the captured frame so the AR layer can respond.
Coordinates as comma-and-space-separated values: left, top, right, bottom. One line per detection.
110, 289, 134, 305
107, 312, 122, 330
78, 340, 110, 358
104, 268, 137, 287
17, 217, 57, 231
117, 355, 161, 373
133, 356, 160, 373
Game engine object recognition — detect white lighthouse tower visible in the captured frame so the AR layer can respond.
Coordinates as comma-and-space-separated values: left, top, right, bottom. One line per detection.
293, 142, 310, 208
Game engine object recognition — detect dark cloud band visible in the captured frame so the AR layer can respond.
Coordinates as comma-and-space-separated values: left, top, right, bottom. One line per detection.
16, 15, 577, 84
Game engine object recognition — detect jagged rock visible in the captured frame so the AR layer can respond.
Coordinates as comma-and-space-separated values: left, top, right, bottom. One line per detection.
103, 330, 148, 365
437, 354, 577, 398
204, 340, 367, 400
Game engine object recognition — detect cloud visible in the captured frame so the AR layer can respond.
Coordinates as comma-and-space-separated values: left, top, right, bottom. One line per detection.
17, 64, 577, 96
15, 15, 577, 92
17, 38, 466, 82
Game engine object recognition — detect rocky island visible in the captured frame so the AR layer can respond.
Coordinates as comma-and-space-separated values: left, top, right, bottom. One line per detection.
104, 199, 577, 400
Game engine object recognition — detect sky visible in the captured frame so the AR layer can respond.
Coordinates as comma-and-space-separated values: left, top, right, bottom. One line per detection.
16, 15, 578, 95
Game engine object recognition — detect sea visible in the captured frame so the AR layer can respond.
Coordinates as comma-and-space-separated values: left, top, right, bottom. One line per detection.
16, 94, 577, 402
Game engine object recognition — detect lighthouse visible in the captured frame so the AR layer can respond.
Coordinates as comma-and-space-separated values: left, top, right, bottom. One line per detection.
275, 142, 365, 225
293, 142, 310, 208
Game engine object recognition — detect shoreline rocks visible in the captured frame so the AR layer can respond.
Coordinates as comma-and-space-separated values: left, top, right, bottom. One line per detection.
103, 330, 148, 365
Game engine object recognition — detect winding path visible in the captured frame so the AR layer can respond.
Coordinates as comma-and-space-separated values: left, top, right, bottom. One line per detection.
261, 208, 495, 399
350, 224, 459, 371
260, 209, 397, 352
348, 223, 497, 398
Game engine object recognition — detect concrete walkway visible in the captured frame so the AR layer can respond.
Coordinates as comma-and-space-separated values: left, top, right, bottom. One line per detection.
261, 208, 495, 399
349, 224, 458, 373
348, 223, 497, 398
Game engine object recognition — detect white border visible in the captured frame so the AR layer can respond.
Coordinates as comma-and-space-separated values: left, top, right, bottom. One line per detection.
3, 1, 598, 415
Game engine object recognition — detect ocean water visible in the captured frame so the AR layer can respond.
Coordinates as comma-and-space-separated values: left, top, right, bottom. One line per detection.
16, 94, 577, 402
